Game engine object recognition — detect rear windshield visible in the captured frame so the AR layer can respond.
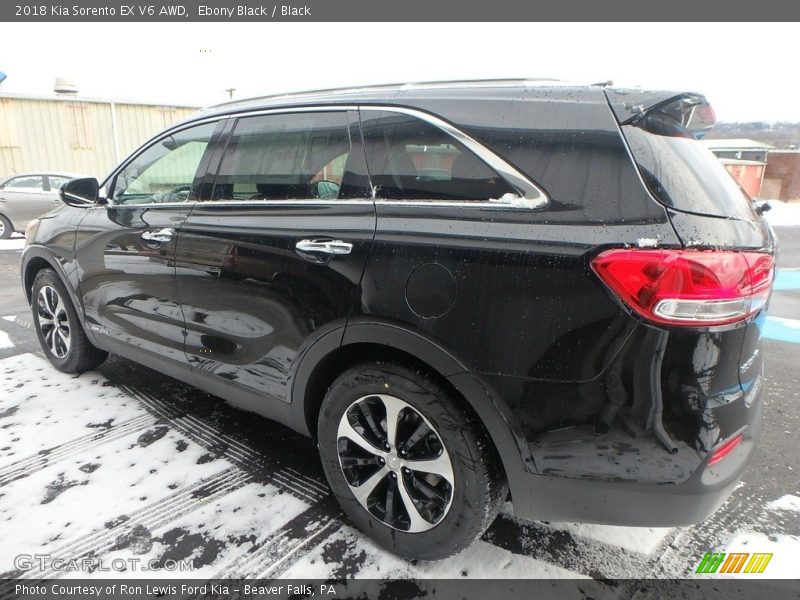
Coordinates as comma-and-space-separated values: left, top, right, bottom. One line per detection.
622, 119, 758, 221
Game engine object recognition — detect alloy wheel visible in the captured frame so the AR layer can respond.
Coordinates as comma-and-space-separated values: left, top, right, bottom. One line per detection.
336, 394, 454, 533
37, 285, 71, 359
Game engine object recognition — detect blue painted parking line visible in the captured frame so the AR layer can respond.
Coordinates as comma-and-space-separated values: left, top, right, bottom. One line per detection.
773, 270, 800, 291
763, 316, 800, 344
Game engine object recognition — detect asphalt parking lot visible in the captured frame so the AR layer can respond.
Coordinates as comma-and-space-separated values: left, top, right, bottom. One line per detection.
0, 227, 798, 585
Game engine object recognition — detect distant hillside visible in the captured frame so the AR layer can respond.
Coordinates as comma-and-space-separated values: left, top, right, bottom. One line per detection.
705, 122, 800, 149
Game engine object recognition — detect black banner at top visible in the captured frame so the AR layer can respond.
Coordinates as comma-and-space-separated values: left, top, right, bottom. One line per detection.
2, 0, 800, 21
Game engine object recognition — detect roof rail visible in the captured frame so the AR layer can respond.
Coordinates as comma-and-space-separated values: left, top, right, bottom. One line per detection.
203, 78, 565, 112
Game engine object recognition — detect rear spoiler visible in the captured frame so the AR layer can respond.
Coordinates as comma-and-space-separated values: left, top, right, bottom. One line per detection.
604, 88, 715, 137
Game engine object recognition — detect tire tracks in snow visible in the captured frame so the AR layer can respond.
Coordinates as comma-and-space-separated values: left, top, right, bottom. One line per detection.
118, 384, 330, 504
210, 499, 342, 580
1, 360, 339, 582
0, 469, 251, 584
0, 414, 158, 487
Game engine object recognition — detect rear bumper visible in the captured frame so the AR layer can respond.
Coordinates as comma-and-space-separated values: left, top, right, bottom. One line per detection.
509, 391, 762, 526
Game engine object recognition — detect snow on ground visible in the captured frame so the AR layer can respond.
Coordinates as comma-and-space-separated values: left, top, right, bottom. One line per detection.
0, 353, 147, 455
0, 234, 25, 251
4, 352, 568, 581
540, 521, 673, 555
0, 352, 669, 580
57, 481, 311, 580
762, 200, 800, 227
280, 524, 587, 580
0, 330, 12, 349
1, 350, 798, 581
766, 495, 800, 512
0, 353, 304, 579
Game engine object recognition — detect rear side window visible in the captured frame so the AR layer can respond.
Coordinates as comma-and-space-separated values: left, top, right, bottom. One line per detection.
622, 114, 757, 221
212, 111, 370, 201
359, 110, 515, 201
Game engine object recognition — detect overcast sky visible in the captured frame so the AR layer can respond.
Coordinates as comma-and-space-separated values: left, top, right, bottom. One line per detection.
0, 22, 797, 122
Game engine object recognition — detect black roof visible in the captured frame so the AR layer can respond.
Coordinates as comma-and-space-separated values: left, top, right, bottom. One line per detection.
193, 80, 610, 120
169, 80, 696, 135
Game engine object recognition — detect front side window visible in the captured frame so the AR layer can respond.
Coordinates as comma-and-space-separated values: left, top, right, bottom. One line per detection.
112, 121, 217, 205
5, 175, 44, 191
212, 111, 369, 201
359, 111, 515, 201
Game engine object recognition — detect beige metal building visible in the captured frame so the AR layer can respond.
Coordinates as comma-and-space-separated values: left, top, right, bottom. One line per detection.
0, 93, 199, 179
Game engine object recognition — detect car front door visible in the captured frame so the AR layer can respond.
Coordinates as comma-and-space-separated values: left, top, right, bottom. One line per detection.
174, 109, 375, 403
75, 120, 223, 364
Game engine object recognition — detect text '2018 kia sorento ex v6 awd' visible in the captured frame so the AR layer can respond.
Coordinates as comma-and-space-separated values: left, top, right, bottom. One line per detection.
22, 81, 775, 560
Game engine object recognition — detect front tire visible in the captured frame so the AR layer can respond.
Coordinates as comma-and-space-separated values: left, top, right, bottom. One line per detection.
318, 361, 508, 560
31, 269, 108, 373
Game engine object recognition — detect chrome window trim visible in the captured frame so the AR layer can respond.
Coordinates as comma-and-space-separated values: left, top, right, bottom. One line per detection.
360, 106, 548, 209
99, 199, 375, 210
222, 105, 356, 118
373, 199, 539, 209
186, 199, 374, 208
102, 199, 537, 211
102, 104, 550, 211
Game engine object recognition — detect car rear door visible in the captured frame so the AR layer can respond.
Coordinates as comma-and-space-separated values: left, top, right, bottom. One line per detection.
174, 108, 375, 403
75, 119, 223, 364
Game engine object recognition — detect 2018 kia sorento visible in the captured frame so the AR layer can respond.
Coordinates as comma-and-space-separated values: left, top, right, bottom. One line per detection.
21, 81, 775, 559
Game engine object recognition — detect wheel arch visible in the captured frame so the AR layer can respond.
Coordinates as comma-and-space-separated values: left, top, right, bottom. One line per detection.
21, 248, 89, 331
291, 321, 535, 490
23, 255, 55, 304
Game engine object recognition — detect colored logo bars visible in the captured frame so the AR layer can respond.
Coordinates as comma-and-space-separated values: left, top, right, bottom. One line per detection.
696, 552, 773, 574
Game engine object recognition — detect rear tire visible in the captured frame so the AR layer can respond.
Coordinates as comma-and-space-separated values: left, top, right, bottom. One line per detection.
31, 269, 108, 373
0, 215, 12, 239
317, 360, 508, 560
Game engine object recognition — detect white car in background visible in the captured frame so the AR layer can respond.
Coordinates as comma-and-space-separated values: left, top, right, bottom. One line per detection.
0, 173, 87, 239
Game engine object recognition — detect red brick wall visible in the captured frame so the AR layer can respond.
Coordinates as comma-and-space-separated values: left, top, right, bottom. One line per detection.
724, 163, 764, 198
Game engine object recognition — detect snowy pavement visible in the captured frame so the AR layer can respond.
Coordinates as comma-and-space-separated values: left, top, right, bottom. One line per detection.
764, 200, 800, 227
0, 350, 797, 583
0, 234, 26, 252
0, 226, 798, 584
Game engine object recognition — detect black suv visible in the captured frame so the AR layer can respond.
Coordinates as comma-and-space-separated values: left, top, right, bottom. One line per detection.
21, 81, 775, 560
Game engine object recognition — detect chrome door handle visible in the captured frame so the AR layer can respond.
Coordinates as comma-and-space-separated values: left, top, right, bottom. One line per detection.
141, 227, 174, 244
295, 239, 353, 256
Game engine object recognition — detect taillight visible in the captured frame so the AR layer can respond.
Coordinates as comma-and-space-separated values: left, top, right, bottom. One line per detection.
591, 249, 774, 327
708, 434, 744, 466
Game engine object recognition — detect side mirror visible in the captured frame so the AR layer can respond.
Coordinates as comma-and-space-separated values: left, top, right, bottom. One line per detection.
60, 177, 100, 207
